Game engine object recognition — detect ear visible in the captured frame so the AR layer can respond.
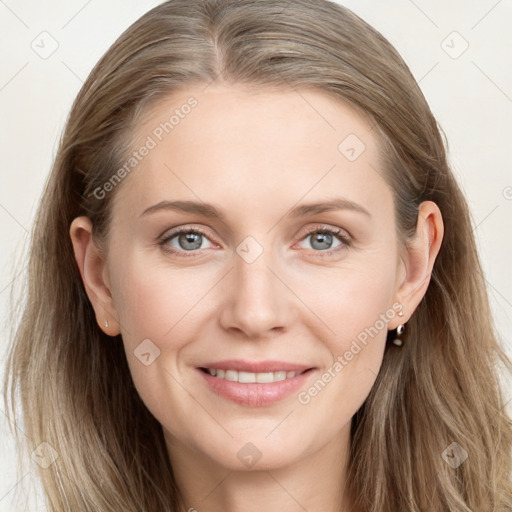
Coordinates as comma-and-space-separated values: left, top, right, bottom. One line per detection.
69, 216, 120, 336
389, 200, 444, 329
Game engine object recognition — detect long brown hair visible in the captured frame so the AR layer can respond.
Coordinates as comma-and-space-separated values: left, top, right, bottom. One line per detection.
4, 1, 512, 510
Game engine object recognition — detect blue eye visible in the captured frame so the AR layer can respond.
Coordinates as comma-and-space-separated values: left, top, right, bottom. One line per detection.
158, 225, 351, 258
159, 228, 214, 257
298, 226, 351, 254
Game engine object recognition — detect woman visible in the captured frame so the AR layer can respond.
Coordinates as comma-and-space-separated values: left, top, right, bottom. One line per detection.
4, 0, 512, 510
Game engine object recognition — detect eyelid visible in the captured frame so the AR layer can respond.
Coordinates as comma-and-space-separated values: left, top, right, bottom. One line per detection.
299, 224, 351, 242
158, 224, 216, 242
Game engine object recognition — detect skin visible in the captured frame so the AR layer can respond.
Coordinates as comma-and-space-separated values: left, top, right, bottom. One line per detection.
70, 82, 444, 512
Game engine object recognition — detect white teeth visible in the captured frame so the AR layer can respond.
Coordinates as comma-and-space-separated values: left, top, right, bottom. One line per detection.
256, 372, 274, 383
204, 368, 302, 383
225, 370, 238, 382
274, 371, 287, 382
238, 371, 256, 383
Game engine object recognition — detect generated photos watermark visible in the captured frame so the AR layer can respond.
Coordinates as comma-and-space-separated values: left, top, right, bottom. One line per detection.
297, 302, 403, 405
92, 96, 198, 200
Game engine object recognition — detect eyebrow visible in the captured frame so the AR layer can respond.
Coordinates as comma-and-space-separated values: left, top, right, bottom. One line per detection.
139, 197, 372, 220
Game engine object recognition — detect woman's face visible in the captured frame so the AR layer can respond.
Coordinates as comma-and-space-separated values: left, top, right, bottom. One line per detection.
87, 83, 409, 470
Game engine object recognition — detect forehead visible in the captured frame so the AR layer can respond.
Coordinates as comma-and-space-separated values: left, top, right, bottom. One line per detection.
136, 83, 377, 151
111, 83, 391, 222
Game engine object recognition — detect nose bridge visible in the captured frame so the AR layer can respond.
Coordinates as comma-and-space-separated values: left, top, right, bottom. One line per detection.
219, 234, 291, 337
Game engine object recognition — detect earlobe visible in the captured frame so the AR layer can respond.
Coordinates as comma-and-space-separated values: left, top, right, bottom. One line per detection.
392, 201, 444, 328
69, 216, 120, 336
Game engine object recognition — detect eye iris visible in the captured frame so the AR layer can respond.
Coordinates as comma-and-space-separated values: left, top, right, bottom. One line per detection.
311, 232, 332, 250
179, 232, 202, 250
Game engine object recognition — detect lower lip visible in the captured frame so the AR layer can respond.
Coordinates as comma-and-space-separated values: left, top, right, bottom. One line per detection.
197, 368, 316, 407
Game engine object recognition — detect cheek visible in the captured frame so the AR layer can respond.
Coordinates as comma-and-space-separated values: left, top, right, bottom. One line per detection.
109, 256, 219, 401
292, 253, 398, 348
110, 254, 215, 343
292, 253, 397, 415
108, 257, 208, 429
294, 269, 395, 436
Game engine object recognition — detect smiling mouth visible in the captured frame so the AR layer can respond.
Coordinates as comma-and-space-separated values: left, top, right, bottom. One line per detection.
198, 367, 314, 384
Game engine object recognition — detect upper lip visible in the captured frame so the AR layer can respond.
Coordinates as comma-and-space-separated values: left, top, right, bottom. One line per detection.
198, 359, 314, 373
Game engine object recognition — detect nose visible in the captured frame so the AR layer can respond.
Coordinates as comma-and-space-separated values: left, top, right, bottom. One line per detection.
218, 244, 296, 339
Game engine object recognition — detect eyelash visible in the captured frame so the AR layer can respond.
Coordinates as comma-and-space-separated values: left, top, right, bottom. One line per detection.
158, 225, 352, 258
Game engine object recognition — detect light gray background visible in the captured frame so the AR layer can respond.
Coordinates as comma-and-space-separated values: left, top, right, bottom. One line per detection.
1, 1, 511, 509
